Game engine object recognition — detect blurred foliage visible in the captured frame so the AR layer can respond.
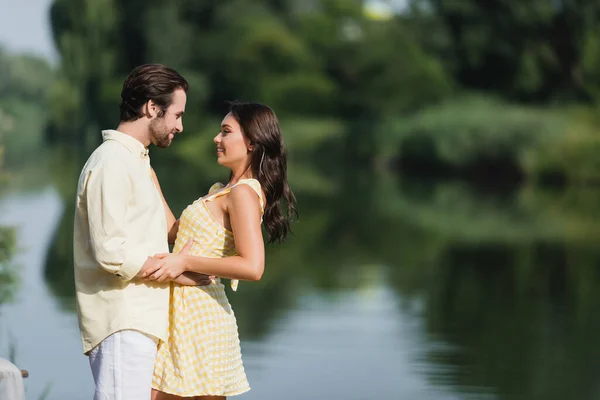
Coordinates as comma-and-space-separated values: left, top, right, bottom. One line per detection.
0, 106, 10, 186
375, 95, 600, 186
0, 226, 17, 305
38, 0, 600, 189
388, 96, 566, 182
0, 47, 54, 169
526, 105, 600, 185
46, 0, 451, 151
409, 0, 600, 103
0, 49, 22, 305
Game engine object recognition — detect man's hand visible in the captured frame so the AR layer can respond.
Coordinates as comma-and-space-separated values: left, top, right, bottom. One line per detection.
147, 239, 193, 282
136, 256, 164, 279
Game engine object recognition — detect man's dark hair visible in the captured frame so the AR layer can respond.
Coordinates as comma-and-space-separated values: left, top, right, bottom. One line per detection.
119, 64, 189, 122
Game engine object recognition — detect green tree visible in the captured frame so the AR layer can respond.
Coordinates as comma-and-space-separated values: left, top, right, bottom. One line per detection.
0, 48, 54, 167
47, 0, 451, 150
411, 0, 600, 103
49, 0, 120, 149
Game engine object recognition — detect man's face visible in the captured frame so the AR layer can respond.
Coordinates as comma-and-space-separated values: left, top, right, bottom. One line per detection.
149, 88, 187, 148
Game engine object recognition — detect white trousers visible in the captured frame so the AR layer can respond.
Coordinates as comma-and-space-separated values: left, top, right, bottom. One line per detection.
0, 358, 24, 400
89, 330, 158, 400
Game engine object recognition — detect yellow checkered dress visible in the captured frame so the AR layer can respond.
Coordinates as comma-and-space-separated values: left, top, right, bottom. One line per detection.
152, 179, 264, 397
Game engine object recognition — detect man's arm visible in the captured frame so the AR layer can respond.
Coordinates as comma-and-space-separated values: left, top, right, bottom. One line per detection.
85, 161, 157, 281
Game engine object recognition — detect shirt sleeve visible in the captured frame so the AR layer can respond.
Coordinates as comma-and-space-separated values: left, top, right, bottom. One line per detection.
84, 161, 148, 281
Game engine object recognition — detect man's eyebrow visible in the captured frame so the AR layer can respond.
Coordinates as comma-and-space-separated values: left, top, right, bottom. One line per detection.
221, 124, 232, 129
176, 111, 185, 116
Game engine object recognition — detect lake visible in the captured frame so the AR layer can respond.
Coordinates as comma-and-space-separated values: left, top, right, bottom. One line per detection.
2, 147, 600, 400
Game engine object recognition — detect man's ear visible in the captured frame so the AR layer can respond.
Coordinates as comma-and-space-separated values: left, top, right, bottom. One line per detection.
145, 100, 158, 118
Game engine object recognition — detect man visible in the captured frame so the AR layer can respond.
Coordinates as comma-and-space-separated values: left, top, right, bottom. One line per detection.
73, 64, 207, 400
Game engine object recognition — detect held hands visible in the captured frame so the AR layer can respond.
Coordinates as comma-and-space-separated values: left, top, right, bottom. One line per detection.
138, 239, 212, 284
136, 256, 164, 279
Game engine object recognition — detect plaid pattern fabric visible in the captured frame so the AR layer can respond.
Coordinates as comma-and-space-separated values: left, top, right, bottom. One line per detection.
152, 179, 264, 397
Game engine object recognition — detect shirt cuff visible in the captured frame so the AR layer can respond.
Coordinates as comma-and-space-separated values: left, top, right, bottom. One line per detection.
116, 251, 148, 281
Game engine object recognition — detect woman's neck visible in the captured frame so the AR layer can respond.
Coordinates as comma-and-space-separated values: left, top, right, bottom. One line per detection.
229, 166, 253, 185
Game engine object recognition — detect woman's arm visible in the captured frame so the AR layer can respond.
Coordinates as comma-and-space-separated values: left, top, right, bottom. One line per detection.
172, 272, 214, 286
150, 168, 179, 244
146, 184, 265, 282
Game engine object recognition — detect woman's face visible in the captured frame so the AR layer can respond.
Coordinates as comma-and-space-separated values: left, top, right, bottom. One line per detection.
214, 112, 253, 171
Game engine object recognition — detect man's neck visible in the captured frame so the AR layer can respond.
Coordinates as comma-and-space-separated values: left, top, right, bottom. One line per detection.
115, 121, 151, 147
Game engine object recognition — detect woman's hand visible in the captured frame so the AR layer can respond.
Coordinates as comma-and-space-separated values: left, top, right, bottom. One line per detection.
147, 239, 193, 282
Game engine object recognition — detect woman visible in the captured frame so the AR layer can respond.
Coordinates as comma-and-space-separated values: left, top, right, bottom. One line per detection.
147, 102, 297, 399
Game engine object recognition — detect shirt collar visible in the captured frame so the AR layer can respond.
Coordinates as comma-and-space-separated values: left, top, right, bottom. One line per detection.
102, 129, 149, 158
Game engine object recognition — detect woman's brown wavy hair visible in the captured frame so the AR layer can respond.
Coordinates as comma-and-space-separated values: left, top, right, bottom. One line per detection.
228, 102, 297, 243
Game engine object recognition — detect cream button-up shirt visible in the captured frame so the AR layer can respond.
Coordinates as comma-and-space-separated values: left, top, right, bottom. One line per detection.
73, 129, 170, 354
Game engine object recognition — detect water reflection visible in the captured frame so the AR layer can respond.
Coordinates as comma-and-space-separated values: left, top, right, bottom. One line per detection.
0, 186, 86, 400
26, 146, 600, 398
408, 245, 600, 400
382, 179, 600, 399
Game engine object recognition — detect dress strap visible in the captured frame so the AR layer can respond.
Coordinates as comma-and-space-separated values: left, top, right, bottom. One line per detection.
234, 178, 265, 213
203, 182, 229, 201
205, 179, 264, 213
209, 182, 225, 194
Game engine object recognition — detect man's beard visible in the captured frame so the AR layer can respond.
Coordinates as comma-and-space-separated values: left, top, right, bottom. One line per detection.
149, 117, 172, 148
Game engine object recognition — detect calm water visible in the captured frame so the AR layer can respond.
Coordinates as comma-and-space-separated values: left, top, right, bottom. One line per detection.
2, 152, 600, 400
